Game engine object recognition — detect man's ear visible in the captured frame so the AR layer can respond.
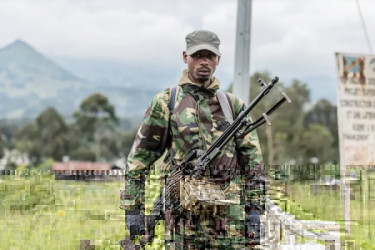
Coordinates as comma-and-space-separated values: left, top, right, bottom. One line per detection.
183, 51, 188, 64
217, 56, 221, 66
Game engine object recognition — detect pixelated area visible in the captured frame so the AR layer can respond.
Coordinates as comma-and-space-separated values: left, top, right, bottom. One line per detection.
1, 165, 375, 249
267, 165, 375, 249
0, 170, 130, 249
132, 164, 374, 248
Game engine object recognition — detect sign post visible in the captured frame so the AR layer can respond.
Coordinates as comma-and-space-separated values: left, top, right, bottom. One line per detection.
335, 52, 375, 234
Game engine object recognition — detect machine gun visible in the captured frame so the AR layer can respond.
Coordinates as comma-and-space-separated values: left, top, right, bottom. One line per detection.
120, 76, 291, 249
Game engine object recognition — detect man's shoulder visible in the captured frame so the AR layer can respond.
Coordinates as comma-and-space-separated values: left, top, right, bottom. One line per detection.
155, 87, 171, 98
155, 86, 183, 103
152, 88, 173, 104
218, 91, 244, 114
149, 87, 180, 111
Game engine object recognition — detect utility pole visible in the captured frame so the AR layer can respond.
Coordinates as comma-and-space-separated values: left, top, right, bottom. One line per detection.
233, 0, 252, 105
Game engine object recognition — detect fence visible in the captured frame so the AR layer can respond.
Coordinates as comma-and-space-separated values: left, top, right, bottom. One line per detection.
262, 198, 341, 250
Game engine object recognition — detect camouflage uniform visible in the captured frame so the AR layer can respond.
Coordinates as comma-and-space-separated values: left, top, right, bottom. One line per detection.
120, 70, 264, 249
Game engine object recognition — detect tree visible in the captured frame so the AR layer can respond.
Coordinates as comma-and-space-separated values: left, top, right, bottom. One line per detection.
13, 107, 70, 162
73, 93, 120, 161
304, 99, 339, 162
0, 120, 18, 158
36, 107, 70, 161
301, 124, 334, 164
248, 72, 311, 166
74, 93, 118, 134
13, 122, 41, 162
121, 128, 138, 158
248, 71, 286, 165
10, 94, 126, 163
246, 72, 342, 181
276, 79, 311, 165
225, 72, 339, 179
0, 134, 4, 158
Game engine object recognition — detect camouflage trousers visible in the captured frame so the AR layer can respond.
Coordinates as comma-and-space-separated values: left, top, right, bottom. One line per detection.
164, 205, 250, 250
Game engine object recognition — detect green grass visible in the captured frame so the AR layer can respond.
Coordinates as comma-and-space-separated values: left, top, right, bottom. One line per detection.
0, 170, 165, 249
275, 177, 375, 249
2, 169, 375, 249
0, 173, 125, 249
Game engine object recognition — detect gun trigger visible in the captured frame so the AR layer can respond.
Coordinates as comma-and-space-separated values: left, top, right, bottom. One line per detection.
262, 113, 271, 126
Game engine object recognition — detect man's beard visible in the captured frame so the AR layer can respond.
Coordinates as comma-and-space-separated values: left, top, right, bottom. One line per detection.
197, 76, 210, 83
196, 67, 211, 84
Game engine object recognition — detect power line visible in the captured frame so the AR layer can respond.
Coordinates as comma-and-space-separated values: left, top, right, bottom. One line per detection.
355, 0, 373, 54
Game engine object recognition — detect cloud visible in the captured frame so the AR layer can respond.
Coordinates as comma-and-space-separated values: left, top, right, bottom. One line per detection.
1, 1, 190, 63
1, 0, 375, 102
250, 0, 375, 78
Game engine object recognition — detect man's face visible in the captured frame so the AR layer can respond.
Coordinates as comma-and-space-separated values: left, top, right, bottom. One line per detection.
183, 50, 220, 85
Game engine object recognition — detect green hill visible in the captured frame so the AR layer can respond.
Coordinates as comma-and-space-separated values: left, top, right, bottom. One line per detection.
0, 40, 154, 121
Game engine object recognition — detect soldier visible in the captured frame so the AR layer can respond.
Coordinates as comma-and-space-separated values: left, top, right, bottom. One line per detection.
120, 30, 264, 249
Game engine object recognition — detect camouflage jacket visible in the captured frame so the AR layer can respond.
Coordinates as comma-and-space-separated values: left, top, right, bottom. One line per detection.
120, 69, 264, 212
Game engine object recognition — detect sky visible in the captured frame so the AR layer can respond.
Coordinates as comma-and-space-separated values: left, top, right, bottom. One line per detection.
1, 0, 374, 104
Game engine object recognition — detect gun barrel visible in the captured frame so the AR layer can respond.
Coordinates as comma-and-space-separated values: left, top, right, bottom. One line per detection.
200, 77, 279, 165
237, 93, 292, 138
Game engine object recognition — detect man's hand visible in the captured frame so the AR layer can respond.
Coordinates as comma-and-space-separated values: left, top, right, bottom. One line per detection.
125, 210, 146, 236
121, 210, 158, 250
122, 210, 145, 250
248, 232, 258, 249
246, 208, 261, 248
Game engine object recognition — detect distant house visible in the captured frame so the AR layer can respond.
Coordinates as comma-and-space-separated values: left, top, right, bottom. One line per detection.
0, 149, 30, 172
52, 161, 124, 180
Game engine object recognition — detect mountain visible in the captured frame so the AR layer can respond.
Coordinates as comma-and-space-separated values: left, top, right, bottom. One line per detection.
0, 40, 156, 121
0, 40, 78, 81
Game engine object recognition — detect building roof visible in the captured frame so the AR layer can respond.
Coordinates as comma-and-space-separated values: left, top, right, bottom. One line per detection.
52, 161, 111, 171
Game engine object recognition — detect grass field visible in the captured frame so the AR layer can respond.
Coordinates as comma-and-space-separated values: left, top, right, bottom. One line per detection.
0, 172, 165, 249
1, 170, 374, 249
0, 173, 124, 249
273, 173, 375, 249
